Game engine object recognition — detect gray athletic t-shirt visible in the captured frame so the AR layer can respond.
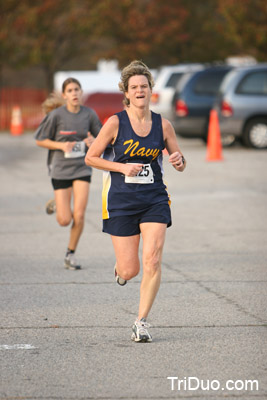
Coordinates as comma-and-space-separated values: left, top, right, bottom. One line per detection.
35, 105, 102, 179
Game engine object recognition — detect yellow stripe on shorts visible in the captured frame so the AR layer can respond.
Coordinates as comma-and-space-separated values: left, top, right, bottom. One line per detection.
102, 171, 111, 219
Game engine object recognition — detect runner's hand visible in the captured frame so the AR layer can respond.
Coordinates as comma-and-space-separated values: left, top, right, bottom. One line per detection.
84, 132, 95, 147
123, 163, 143, 177
62, 141, 76, 153
169, 151, 186, 171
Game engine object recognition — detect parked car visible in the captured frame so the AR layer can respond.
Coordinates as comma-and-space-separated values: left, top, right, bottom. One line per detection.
213, 64, 267, 149
83, 92, 124, 124
150, 64, 204, 121
171, 65, 234, 144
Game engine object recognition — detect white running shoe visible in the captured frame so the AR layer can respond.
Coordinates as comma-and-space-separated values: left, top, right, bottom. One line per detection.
64, 253, 81, 270
46, 199, 56, 215
131, 318, 152, 342
114, 265, 127, 286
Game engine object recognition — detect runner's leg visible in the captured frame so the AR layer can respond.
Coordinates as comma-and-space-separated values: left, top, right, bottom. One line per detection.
68, 180, 89, 251
54, 187, 72, 226
138, 222, 167, 319
111, 234, 140, 281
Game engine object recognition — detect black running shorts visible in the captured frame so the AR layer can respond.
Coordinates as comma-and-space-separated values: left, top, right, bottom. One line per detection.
103, 202, 172, 236
51, 175, 91, 190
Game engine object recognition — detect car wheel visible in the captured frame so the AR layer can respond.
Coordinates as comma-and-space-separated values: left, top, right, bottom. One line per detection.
221, 135, 236, 147
202, 134, 236, 147
243, 118, 267, 149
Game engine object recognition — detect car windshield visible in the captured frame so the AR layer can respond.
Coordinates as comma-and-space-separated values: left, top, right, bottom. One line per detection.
175, 72, 195, 93
194, 70, 230, 95
166, 72, 184, 88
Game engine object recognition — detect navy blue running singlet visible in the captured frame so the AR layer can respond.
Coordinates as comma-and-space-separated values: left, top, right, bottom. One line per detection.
102, 110, 171, 219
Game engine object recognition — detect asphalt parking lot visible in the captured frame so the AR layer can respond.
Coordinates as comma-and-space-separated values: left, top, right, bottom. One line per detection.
0, 132, 267, 400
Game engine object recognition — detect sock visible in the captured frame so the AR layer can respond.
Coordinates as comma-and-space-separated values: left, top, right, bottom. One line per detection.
66, 248, 75, 256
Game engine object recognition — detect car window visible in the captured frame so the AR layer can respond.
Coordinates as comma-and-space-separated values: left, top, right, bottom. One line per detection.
193, 70, 230, 95
166, 73, 184, 88
175, 72, 195, 92
218, 70, 238, 94
236, 71, 267, 95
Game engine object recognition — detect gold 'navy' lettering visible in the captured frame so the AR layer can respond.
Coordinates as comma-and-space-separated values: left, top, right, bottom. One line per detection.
123, 139, 160, 161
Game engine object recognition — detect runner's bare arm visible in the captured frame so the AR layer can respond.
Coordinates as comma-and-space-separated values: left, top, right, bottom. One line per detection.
162, 118, 186, 171
36, 138, 75, 153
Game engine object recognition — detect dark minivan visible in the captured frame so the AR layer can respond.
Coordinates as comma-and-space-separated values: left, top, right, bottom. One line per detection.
172, 66, 233, 143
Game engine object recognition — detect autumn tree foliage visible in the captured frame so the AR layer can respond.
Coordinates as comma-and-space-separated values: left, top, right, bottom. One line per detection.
218, 0, 267, 61
10, 0, 99, 89
89, 0, 188, 66
0, 0, 23, 86
1, 0, 266, 89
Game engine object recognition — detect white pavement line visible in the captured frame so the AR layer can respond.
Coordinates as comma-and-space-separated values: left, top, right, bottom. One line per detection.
0, 344, 36, 350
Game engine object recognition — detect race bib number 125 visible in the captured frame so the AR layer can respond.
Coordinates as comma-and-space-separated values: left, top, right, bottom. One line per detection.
125, 163, 154, 184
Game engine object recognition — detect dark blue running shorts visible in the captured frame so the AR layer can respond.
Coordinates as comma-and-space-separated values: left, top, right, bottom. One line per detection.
103, 202, 172, 237
51, 175, 91, 190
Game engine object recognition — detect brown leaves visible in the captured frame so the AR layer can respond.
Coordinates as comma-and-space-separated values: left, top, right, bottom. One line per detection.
1, 0, 265, 89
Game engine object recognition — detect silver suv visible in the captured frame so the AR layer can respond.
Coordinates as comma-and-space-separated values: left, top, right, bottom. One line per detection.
150, 64, 204, 121
214, 64, 267, 149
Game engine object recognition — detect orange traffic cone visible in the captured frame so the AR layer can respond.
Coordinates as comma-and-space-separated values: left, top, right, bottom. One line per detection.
206, 109, 223, 161
10, 105, 24, 136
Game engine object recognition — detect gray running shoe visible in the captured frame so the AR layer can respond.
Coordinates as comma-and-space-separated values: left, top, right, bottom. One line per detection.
64, 253, 81, 270
114, 265, 127, 286
131, 318, 152, 342
46, 199, 56, 215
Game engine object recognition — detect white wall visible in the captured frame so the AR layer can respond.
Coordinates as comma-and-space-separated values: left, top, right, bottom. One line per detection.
54, 71, 121, 94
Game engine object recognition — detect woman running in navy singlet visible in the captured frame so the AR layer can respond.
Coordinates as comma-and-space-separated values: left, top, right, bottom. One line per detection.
85, 61, 186, 342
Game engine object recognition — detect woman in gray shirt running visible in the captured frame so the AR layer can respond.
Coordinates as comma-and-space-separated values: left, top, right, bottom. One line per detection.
35, 78, 102, 270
